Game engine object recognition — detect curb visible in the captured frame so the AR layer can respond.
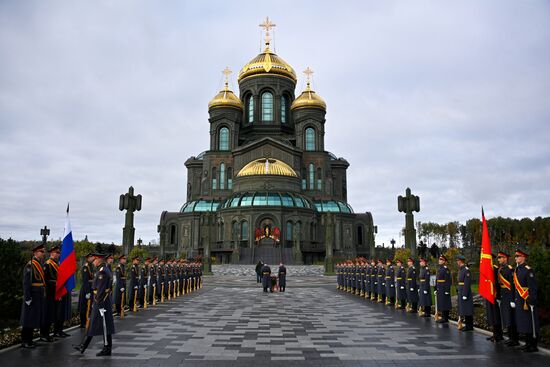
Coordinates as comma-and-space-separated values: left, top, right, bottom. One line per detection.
0, 324, 81, 354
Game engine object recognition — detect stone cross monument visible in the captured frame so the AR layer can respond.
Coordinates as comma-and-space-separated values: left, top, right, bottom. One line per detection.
398, 188, 420, 257
119, 186, 142, 255
40, 226, 50, 245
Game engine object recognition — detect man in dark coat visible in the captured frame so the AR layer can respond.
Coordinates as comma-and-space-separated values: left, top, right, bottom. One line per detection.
385, 258, 395, 306
20, 244, 47, 348
456, 255, 473, 331
78, 253, 94, 328
370, 259, 378, 301
485, 254, 503, 342
158, 258, 166, 301
278, 263, 287, 292
418, 257, 432, 317
513, 247, 539, 353
377, 260, 386, 303
40, 244, 68, 341
139, 257, 150, 307
435, 255, 452, 323
128, 256, 140, 311
150, 257, 158, 304
395, 259, 407, 309
255, 260, 263, 283
261, 263, 271, 292
406, 257, 418, 313
114, 255, 126, 316
365, 260, 371, 298
74, 254, 115, 356
496, 251, 519, 346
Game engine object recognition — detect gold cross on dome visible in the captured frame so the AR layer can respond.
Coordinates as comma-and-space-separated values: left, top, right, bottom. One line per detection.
222, 67, 232, 86
303, 67, 314, 84
259, 16, 276, 45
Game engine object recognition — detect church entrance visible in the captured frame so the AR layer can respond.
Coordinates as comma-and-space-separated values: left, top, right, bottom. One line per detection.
253, 216, 281, 265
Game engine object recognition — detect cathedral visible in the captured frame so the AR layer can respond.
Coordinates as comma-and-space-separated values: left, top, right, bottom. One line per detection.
158, 18, 376, 265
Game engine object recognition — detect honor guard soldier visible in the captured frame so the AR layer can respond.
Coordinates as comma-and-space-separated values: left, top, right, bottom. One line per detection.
78, 253, 95, 328
178, 260, 184, 295
418, 257, 432, 317
114, 254, 126, 316
406, 257, 419, 313
74, 253, 115, 356
166, 259, 173, 299
183, 260, 189, 294
513, 247, 539, 352
140, 258, 151, 307
365, 260, 372, 299
20, 244, 47, 348
261, 263, 272, 292
395, 259, 407, 309
456, 255, 474, 331
41, 244, 69, 341
377, 259, 386, 303
278, 262, 287, 292
496, 251, 519, 346
435, 255, 452, 323
129, 255, 140, 312
371, 259, 378, 301
158, 258, 166, 302
385, 258, 396, 306
485, 253, 503, 342
354, 260, 361, 296
361, 260, 368, 297
336, 263, 341, 289
150, 257, 158, 304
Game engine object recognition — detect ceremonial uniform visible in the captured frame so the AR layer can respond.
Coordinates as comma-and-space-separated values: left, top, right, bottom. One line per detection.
114, 261, 126, 315
371, 263, 378, 300
486, 262, 503, 342
78, 259, 94, 328
261, 264, 272, 292
138, 262, 149, 307
128, 261, 139, 311
41, 256, 70, 339
149, 261, 158, 303
436, 261, 452, 323
385, 261, 395, 305
158, 262, 166, 301
365, 263, 372, 298
377, 263, 386, 303
514, 261, 539, 351
497, 256, 518, 344
456, 258, 473, 331
418, 262, 432, 317
278, 264, 287, 292
20, 254, 46, 347
395, 263, 407, 309
406, 263, 419, 313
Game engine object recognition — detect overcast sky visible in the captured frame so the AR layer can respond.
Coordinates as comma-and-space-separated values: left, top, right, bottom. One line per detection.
1, 0, 549, 246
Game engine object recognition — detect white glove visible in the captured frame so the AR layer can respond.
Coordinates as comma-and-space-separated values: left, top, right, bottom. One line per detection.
391, 285, 394, 288
445, 292, 450, 295
120, 288, 125, 292
85, 293, 91, 299
462, 296, 467, 300
144, 285, 148, 288
25, 299, 32, 306
134, 286, 138, 289
424, 291, 428, 294
510, 302, 516, 308
400, 286, 405, 289
434, 290, 437, 295
410, 288, 414, 291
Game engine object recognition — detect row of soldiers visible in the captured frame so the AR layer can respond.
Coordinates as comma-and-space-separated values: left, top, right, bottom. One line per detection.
336, 247, 540, 352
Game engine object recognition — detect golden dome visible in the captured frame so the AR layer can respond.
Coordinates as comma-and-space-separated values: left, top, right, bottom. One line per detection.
238, 46, 297, 83
291, 82, 326, 111
208, 85, 243, 110
237, 158, 298, 177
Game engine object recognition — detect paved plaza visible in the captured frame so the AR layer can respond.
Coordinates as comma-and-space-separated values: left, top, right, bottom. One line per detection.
1, 272, 548, 367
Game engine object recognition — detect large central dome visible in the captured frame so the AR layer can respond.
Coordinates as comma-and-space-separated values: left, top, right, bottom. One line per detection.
238, 46, 297, 83
237, 158, 297, 177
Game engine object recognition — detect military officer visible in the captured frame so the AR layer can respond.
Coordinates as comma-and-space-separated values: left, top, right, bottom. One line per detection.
158, 258, 166, 301
354, 260, 361, 296
435, 255, 452, 323
395, 259, 407, 309
496, 251, 519, 346
150, 257, 158, 304
365, 260, 372, 299
74, 253, 115, 356
485, 253, 503, 342
513, 247, 539, 353
456, 255, 473, 331
139, 257, 151, 307
278, 262, 287, 292
406, 257, 419, 313
78, 253, 94, 328
40, 244, 63, 341
128, 255, 140, 311
20, 243, 47, 348
166, 259, 173, 298
418, 257, 432, 317
114, 254, 126, 316
377, 259, 386, 303
371, 259, 378, 301
385, 258, 396, 306
261, 263, 272, 292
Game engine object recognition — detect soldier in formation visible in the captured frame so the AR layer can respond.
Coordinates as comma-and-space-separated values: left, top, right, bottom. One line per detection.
395, 259, 407, 310
78, 253, 94, 328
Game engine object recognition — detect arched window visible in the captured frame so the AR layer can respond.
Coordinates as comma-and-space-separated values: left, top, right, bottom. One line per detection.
241, 220, 249, 241
220, 163, 226, 190
261, 92, 273, 122
305, 127, 315, 151
212, 167, 217, 190
247, 96, 254, 123
281, 96, 287, 123
286, 221, 293, 242
317, 167, 322, 190
170, 224, 177, 244
308, 163, 315, 190
227, 167, 233, 190
357, 225, 364, 245
219, 127, 229, 150
232, 221, 238, 241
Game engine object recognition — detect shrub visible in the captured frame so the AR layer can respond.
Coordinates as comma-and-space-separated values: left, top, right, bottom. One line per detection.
0, 238, 26, 320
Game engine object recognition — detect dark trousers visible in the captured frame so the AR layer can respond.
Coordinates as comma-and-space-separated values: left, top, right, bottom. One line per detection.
82, 334, 112, 351
465, 315, 474, 329
256, 274, 261, 283
21, 327, 34, 344
400, 299, 407, 309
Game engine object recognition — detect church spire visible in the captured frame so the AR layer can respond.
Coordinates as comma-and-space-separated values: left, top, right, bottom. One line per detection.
303, 66, 314, 90
222, 66, 232, 91
259, 16, 276, 50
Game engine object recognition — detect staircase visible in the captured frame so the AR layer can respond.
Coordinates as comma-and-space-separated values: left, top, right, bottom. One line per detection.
253, 242, 280, 266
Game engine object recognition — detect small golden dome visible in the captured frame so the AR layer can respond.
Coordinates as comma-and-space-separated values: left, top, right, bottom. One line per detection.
237, 158, 298, 177
238, 46, 297, 83
290, 83, 326, 111
208, 86, 243, 110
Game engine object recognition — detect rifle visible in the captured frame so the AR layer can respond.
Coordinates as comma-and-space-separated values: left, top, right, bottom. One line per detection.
143, 286, 148, 309
133, 288, 138, 312
85, 298, 92, 329
530, 305, 537, 339
168, 281, 171, 300
152, 284, 157, 306
457, 316, 464, 330
434, 290, 441, 321
120, 291, 125, 319
99, 308, 108, 347
161, 283, 165, 303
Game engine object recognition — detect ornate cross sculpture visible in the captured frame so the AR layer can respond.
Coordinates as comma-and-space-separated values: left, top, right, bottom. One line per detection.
259, 16, 276, 46
222, 66, 232, 89
119, 186, 142, 255
303, 67, 314, 89
40, 226, 50, 245
398, 188, 420, 257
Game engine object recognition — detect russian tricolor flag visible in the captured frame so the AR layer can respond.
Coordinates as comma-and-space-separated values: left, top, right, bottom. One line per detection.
55, 203, 77, 300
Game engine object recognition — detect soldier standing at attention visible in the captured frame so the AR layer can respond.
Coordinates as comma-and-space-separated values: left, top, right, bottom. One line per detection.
496, 251, 519, 346
456, 255, 474, 331
513, 246, 539, 353
485, 253, 503, 342
418, 257, 432, 317
395, 259, 407, 309
406, 257, 418, 313
114, 255, 126, 316
377, 259, 386, 303
371, 259, 378, 301
158, 258, 166, 301
20, 244, 47, 348
139, 258, 150, 307
278, 263, 287, 292
128, 256, 140, 311
261, 263, 272, 293
435, 255, 452, 323
255, 260, 263, 284
385, 258, 395, 306
150, 257, 158, 304
40, 244, 61, 341
365, 260, 372, 299
73, 254, 115, 356
78, 253, 94, 328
